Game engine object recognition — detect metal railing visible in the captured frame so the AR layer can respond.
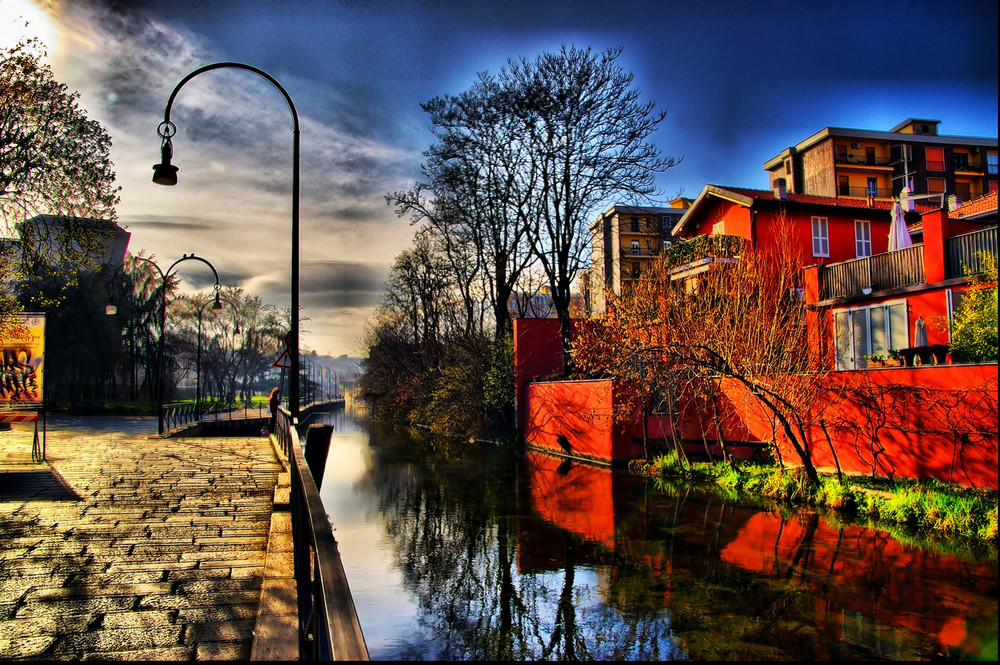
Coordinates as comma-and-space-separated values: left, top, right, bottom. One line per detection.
946, 226, 997, 279
835, 154, 892, 167
274, 408, 368, 661
836, 185, 893, 198
163, 401, 197, 432
820, 244, 925, 299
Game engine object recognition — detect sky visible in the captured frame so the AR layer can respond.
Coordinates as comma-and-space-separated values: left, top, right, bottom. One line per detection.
3, 0, 997, 358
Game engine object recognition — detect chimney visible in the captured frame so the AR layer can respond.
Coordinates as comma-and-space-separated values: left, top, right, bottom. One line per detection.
947, 194, 962, 210
773, 177, 787, 200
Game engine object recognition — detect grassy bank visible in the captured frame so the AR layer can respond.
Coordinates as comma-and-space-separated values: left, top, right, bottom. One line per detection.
629, 451, 999, 546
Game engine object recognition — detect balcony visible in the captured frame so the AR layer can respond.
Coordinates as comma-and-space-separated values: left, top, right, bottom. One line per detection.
664, 234, 746, 281
820, 245, 925, 300
835, 154, 892, 167
621, 247, 661, 258
837, 184, 894, 199
946, 226, 997, 279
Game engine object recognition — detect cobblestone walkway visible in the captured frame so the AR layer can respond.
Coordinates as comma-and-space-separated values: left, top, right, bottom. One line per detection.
0, 426, 282, 660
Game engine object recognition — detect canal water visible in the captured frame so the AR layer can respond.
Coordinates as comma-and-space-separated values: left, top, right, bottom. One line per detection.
309, 408, 998, 661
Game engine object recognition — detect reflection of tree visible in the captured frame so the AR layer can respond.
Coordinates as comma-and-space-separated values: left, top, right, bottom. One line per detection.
359, 432, 679, 660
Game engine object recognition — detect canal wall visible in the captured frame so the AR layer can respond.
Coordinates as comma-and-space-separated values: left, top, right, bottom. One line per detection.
515, 318, 998, 488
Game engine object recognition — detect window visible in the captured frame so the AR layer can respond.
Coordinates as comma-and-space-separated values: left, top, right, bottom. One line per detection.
630, 217, 639, 232
947, 289, 967, 342
662, 239, 672, 251
630, 240, 640, 255
838, 175, 850, 196
953, 152, 970, 171
926, 146, 945, 172
927, 177, 946, 194
865, 147, 876, 165
631, 262, 640, 279
855, 220, 872, 258
811, 217, 829, 257
900, 144, 912, 161
785, 159, 792, 175
988, 151, 998, 175
834, 301, 908, 370
866, 177, 879, 197
712, 220, 725, 235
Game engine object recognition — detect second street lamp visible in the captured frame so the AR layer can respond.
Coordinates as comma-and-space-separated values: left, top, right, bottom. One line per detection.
108, 254, 223, 435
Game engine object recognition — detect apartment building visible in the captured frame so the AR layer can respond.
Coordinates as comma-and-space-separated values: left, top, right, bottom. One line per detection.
763, 118, 998, 205
588, 199, 692, 314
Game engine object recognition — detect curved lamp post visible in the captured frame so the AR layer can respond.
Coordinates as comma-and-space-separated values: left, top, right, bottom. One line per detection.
107, 253, 222, 435
152, 62, 300, 423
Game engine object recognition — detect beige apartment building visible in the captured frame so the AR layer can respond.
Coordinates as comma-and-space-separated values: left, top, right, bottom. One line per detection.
763, 118, 998, 205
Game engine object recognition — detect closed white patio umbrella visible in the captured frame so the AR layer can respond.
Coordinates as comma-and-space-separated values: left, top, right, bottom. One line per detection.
888, 199, 913, 251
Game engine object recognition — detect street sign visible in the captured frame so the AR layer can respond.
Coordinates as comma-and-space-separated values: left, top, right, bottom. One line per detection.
273, 349, 292, 369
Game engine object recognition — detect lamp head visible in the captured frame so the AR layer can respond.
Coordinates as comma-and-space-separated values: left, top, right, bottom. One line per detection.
152, 124, 178, 185
152, 145, 178, 185
212, 292, 223, 310
105, 304, 117, 316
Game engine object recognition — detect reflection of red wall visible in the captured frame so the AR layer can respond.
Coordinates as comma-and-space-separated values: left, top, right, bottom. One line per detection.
721, 511, 993, 656
523, 451, 617, 547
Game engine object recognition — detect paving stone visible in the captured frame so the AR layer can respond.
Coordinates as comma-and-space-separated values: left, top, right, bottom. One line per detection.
176, 604, 259, 624
101, 609, 176, 630
184, 619, 255, 644
195, 641, 252, 660
0, 634, 56, 658
79, 645, 195, 661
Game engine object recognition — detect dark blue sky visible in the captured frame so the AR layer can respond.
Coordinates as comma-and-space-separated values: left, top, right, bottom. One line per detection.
4, 0, 997, 355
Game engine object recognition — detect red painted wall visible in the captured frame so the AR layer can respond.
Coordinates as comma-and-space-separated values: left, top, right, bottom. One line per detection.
683, 365, 998, 488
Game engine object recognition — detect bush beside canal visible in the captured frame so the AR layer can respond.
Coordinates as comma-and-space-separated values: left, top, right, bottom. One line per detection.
629, 452, 999, 545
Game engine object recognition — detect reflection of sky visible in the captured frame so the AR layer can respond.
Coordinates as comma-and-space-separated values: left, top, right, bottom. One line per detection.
318, 430, 431, 659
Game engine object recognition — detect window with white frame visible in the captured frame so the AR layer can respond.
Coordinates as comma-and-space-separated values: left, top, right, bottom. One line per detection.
988, 150, 998, 175
630, 240, 640, 255
811, 216, 829, 257
855, 220, 872, 258
834, 300, 908, 370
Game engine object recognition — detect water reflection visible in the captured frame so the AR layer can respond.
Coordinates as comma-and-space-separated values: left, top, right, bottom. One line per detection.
315, 410, 998, 661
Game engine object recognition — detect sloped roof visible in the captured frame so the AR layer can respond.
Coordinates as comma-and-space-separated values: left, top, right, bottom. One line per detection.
950, 191, 998, 221
673, 185, 935, 236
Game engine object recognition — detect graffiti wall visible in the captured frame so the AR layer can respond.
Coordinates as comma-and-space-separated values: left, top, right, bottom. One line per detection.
1, 312, 45, 404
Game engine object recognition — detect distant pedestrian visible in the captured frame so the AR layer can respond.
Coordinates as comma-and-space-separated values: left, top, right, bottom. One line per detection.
268, 387, 280, 432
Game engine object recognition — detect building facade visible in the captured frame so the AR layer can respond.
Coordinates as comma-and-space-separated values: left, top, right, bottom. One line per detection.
588, 199, 691, 314
763, 118, 998, 205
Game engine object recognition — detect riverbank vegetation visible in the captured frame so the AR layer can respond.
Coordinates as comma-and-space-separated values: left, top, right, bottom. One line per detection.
630, 452, 999, 546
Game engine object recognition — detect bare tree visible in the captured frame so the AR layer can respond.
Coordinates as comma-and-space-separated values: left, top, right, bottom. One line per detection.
574, 216, 830, 483
502, 45, 679, 371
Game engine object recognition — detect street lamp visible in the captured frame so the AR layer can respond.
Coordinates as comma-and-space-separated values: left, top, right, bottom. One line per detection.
152, 62, 300, 423
107, 253, 222, 435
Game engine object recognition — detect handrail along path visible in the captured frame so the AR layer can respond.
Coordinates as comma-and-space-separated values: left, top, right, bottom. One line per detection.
273, 406, 369, 660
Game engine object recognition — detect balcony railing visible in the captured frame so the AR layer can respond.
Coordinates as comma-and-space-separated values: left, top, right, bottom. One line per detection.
836, 154, 892, 167
837, 185, 893, 198
820, 245, 925, 300
946, 226, 997, 279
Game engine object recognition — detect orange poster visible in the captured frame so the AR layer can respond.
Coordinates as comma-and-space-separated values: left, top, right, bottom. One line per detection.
0, 312, 45, 404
